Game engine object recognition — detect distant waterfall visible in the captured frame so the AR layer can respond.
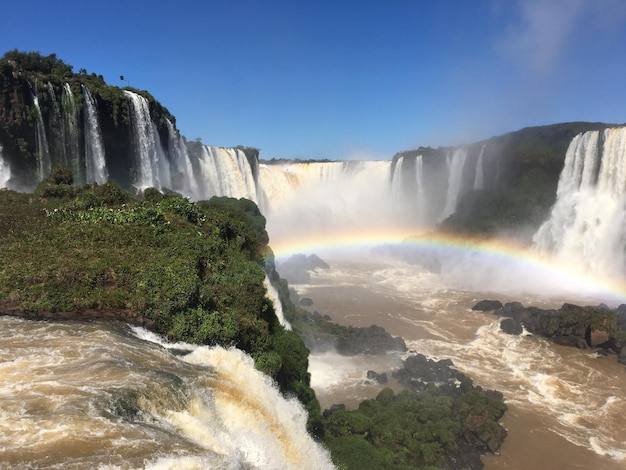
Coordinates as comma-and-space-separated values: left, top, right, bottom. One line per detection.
61, 83, 82, 181
82, 86, 108, 184
165, 119, 198, 198
0, 144, 10, 188
30, 87, 51, 181
439, 148, 468, 222
474, 145, 485, 189
47, 83, 67, 167
533, 127, 626, 276
124, 90, 169, 191
195, 146, 260, 203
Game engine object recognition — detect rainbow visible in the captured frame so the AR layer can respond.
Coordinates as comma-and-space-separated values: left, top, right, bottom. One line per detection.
269, 229, 626, 305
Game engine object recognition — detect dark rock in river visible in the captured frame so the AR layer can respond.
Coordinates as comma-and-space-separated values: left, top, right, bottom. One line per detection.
335, 324, 407, 355
472, 300, 503, 311
500, 317, 523, 335
366, 370, 388, 384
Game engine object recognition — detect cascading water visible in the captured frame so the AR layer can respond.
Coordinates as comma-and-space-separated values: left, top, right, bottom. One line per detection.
62, 83, 82, 182
263, 274, 291, 330
82, 85, 108, 184
124, 90, 169, 191
166, 119, 198, 198
474, 144, 485, 190
0, 317, 333, 469
195, 146, 260, 203
0, 144, 10, 188
533, 127, 626, 277
439, 147, 468, 222
30, 85, 51, 181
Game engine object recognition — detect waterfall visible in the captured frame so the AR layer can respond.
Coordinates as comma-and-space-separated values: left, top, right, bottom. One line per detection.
263, 275, 292, 330
438, 147, 468, 222
124, 90, 169, 191
82, 86, 108, 184
474, 145, 485, 189
166, 119, 198, 198
0, 144, 10, 188
533, 127, 626, 276
47, 82, 67, 167
61, 83, 82, 182
195, 146, 259, 202
30, 86, 51, 181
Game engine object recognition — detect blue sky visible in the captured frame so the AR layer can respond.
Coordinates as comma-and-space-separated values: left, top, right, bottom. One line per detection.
2, 0, 626, 159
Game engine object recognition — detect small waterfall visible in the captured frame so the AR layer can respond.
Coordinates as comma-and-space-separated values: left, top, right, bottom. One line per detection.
533, 127, 626, 276
474, 145, 485, 189
166, 119, 198, 198
30, 86, 51, 181
61, 83, 82, 182
82, 86, 108, 184
124, 90, 168, 191
0, 144, 10, 188
263, 275, 291, 330
438, 147, 468, 222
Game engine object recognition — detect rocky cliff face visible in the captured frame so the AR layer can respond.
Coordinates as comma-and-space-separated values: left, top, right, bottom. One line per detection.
0, 51, 176, 191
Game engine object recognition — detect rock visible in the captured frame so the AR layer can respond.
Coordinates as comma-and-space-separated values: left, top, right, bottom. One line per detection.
322, 403, 345, 418
300, 297, 314, 307
335, 324, 407, 355
472, 300, 503, 311
619, 345, 626, 365
500, 317, 522, 335
588, 328, 610, 347
366, 370, 388, 384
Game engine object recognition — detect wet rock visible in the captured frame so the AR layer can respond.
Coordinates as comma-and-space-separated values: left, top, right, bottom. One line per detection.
500, 317, 523, 335
322, 403, 345, 418
366, 370, 388, 384
472, 300, 503, 311
300, 297, 314, 307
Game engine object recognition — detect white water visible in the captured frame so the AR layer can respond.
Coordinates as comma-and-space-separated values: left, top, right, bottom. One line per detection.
474, 145, 485, 190
293, 257, 626, 470
0, 317, 333, 469
534, 127, 626, 277
30, 86, 51, 181
259, 160, 399, 245
195, 147, 260, 203
439, 148, 468, 222
82, 85, 108, 184
124, 90, 170, 191
0, 144, 10, 188
165, 119, 198, 198
263, 275, 291, 330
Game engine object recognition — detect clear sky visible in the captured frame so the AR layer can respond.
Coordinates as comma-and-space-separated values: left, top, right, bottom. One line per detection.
2, 0, 625, 160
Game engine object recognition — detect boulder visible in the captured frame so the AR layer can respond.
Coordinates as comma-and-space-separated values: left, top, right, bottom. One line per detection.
500, 317, 523, 335
366, 370, 388, 384
472, 300, 503, 311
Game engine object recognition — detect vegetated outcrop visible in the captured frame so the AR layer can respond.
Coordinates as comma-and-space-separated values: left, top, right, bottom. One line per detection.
321, 353, 507, 470
472, 300, 626, 365
0, 171, 324, 434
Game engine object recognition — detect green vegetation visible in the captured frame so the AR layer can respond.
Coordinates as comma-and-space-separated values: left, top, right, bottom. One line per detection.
322, 385, 507, 470
0, 169, 320, 432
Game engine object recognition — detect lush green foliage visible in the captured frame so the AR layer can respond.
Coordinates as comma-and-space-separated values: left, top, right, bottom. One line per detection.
0, 174, 321, 431
323, 386, 506, 470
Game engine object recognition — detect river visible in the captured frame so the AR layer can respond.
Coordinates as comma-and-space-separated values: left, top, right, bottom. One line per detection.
298, 256, 626, 470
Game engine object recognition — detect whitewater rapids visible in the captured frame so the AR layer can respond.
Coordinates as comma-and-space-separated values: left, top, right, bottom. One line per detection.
0, 317, 333, 470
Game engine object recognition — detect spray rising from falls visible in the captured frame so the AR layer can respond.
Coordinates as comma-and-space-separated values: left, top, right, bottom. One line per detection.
533, 127, 626, 278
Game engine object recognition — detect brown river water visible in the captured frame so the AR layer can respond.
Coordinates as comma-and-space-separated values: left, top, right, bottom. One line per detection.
299, 257, 626, 470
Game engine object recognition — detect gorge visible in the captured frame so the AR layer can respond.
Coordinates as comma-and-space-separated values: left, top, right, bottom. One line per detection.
1, 51, 626, 469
